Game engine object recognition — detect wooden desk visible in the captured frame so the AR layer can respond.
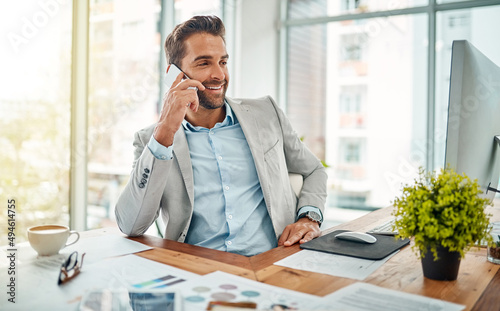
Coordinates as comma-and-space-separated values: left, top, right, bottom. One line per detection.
129, 204, 500, 311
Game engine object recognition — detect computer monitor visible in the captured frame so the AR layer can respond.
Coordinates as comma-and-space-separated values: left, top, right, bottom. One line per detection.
444, 40, 500, 200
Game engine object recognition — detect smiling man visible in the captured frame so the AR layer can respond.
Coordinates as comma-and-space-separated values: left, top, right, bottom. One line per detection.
115, 15, 327, 256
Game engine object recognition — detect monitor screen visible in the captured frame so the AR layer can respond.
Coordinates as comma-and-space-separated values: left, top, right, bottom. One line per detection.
444, 40, 500, 200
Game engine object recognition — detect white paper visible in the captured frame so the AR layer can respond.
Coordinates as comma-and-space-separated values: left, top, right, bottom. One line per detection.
0, 234, 152, 267
0, 254, 199, 311
322, 282, 465, 311
64, 234, 153, 264
170, 270, 326, 311
274, 249, 396, 280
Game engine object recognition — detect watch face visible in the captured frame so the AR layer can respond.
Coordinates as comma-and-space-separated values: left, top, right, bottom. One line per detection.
308, 211, 321, 222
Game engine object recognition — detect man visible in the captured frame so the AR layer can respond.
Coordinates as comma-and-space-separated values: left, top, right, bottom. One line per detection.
115, 15, 327, 256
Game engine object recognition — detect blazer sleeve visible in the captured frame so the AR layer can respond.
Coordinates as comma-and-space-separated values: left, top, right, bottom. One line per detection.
269, 96, 328, 214
114, 126, 172, 236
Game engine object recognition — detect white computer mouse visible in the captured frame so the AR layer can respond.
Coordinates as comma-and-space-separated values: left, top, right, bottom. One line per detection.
335, 231, 377, 244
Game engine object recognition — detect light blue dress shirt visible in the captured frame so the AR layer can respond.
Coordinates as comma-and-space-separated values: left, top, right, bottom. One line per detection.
147, 103, 322, 256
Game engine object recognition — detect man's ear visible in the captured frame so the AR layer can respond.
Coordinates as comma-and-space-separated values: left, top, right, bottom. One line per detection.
166, 64, 172, 74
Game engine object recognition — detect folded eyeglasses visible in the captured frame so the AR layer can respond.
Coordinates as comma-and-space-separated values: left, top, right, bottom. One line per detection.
58, 251, 85, 285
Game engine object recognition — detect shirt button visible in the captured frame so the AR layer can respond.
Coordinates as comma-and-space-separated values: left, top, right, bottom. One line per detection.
228, 215, 233, 220
217, 155, 222, 160
224, 185, 229, 191
209, 131, 214, 135
227, 241, 232, 245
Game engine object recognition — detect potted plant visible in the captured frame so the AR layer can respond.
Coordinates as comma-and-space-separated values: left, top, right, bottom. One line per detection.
392, 166, 493, 280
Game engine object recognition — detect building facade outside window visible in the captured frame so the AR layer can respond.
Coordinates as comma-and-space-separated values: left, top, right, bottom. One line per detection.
283, 0, 500, 227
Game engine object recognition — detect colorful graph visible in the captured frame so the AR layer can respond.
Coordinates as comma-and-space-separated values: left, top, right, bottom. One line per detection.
132, 275, 186, 289
185, 283, 264, 304
174, 272, 317, 311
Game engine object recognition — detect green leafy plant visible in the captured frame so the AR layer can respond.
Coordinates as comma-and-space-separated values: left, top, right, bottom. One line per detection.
392, 166, 493, 260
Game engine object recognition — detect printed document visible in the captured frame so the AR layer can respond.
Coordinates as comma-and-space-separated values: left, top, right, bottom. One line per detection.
274, 249, 396, 280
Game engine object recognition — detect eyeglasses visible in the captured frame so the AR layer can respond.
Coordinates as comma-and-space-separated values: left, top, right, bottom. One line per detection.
58, 251, 85, 285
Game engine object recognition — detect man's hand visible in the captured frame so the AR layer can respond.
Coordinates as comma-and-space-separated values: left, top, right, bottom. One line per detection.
153, 72, 205, 147
278, 217, 321, 247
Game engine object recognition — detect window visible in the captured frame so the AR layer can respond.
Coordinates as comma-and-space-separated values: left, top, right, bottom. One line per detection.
87, 0, 162, 230
340, 34, 364, 62
339, 86, 366, 129
283, 0, 500, 220
0, 1, 73, 241
341, 0, 360, 12
342, 140, 362, 164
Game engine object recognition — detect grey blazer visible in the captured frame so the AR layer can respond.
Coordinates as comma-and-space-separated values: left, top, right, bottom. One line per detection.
115, 96, 327, 242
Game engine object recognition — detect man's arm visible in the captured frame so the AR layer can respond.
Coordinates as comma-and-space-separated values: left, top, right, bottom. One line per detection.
114, 129, 172, 236
267, 96, 328, 246
115, 72, 203, 237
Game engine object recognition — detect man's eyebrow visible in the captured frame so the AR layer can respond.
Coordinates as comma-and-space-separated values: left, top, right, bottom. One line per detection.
193, 54, 229, 62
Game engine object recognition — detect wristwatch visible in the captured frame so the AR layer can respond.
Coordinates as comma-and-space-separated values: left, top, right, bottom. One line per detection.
298, 210, 322, 225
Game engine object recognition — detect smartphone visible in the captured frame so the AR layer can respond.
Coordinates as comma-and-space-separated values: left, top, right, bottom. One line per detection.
164, 63, 183, 90
164, 64, 197, 91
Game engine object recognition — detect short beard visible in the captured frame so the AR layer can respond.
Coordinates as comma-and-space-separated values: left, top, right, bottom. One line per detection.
197, 80, 228, 110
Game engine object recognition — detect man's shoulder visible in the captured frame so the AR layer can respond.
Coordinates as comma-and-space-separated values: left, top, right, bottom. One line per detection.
135, 124, 156, 142
227, 95, 276, 106
227, 96, 281, 115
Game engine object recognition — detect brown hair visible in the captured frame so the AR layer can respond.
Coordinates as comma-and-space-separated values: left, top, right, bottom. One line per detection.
164, 15, 226, 66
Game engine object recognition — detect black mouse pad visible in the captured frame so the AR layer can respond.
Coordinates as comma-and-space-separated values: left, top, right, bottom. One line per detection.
300, 230, 410, 260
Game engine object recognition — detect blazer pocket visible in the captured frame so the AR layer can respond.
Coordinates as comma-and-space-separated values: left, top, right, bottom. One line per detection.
264, 138, 280, 156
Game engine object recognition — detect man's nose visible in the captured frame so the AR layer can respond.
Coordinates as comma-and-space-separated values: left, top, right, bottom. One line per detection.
210, 64, 225, 81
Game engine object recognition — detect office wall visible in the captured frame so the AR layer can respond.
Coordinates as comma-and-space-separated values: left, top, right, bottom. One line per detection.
233, 0, 280, 101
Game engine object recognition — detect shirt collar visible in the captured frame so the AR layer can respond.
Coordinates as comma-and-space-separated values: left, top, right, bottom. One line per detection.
182, 101, 236, 132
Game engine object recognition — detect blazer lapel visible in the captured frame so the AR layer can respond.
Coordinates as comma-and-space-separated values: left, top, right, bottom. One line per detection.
228, 98, 264, 156
172, 128, 194, 206
228, 98, 271, 208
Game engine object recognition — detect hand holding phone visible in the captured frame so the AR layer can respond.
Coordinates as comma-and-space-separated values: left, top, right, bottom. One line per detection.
165, 64, 198, 91
154, 65, 204, 147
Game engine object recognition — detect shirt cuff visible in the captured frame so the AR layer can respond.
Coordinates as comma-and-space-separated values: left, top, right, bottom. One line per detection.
296, 206, 324, 223
147, 135, 173, 160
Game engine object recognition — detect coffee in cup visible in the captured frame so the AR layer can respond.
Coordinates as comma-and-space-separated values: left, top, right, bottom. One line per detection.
27, 225, 80, 256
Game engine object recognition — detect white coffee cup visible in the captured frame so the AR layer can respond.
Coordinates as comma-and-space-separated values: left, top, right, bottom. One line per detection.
27, 225, 80, 256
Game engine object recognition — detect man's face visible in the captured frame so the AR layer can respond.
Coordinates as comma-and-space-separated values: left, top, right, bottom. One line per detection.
180, 33, 229, 110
